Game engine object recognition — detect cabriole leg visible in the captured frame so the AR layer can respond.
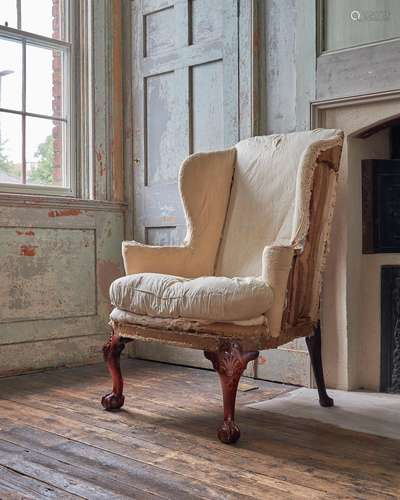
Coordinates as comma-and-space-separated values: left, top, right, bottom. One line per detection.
306, 322, 334, 407
205, 342, 259, 444
101, 332, 126, 410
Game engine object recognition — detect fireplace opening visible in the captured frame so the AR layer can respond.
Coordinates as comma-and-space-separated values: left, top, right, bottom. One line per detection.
381, 266, 400, 393
361, 123, 400, 253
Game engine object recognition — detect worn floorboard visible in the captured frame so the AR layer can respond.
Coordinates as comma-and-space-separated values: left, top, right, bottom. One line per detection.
0, 359, 399, 499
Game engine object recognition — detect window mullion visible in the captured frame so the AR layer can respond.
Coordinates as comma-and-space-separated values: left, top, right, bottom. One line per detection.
22, 38, 26, 184
16, 0, 21, 30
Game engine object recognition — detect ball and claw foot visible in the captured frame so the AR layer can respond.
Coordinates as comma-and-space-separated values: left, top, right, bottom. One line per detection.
319, 393, 334, 407
101, 392, 125, 410
218, 421, 241, 444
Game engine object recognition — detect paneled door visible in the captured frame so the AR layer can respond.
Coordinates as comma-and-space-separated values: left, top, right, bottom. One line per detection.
132, 0, 240, 367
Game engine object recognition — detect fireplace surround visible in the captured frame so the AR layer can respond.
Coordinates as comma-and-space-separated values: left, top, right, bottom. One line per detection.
312, 90, 400, 390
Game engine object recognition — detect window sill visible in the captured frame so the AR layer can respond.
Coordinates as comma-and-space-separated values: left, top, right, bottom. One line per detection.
0, 192, 127, 212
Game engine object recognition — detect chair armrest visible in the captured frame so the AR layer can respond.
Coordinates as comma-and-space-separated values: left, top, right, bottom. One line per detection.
122, 241, 201, 278
262, 245, 295, 337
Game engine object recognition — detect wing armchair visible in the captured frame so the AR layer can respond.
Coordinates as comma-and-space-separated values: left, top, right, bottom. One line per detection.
102, 129, 344, 444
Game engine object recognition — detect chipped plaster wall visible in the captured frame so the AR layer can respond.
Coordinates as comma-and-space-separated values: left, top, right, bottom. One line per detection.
0, 0, 127, 376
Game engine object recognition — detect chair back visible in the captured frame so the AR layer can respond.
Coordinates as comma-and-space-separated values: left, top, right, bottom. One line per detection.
215, 129, 343, 284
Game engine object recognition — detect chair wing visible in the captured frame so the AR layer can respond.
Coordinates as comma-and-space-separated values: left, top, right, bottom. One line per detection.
123, 148, 236, 278
283, 141, 343, 332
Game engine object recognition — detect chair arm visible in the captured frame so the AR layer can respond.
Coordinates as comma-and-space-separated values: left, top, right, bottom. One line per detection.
122, 241, 206, 278
262, 245, 295, 337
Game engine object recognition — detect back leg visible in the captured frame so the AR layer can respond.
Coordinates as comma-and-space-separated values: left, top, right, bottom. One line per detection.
306, 322, 334, 407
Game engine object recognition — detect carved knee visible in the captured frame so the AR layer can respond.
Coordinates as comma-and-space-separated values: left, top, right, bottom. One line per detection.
205, 341, 259, 444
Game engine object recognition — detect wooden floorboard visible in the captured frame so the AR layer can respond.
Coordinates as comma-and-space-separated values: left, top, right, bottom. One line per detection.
0, 359, 399, 499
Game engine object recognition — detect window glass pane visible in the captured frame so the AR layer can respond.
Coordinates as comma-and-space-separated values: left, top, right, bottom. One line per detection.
0, 37, 22, 111
0, 0, 18, 29
324, 0, 400, 51
21, 0, 65, 40
0, 112, 22, 184
26, 117, 64, 187
26, 44, 64, 117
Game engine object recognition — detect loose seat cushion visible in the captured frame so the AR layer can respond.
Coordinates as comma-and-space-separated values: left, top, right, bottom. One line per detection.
110, 273, 273, 322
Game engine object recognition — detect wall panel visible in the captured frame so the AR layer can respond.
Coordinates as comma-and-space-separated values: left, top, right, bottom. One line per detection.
0, 227, 96, 323
191, 61, 224, 152
0, 201, 125, 376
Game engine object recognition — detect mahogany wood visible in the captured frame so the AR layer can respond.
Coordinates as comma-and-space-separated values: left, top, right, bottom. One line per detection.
306, 323, 334, 407
110, 318, 315, 352
204, 342, 259, 444
101, 332, 130, 410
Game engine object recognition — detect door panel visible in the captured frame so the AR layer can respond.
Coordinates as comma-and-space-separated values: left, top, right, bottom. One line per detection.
146, 72, 182, 185
191, 0, 223, 44
132, 0, 239, 367
192, 61, 225, 151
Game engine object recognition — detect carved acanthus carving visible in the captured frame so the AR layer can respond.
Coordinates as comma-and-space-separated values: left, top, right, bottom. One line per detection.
204, 342, 259, 444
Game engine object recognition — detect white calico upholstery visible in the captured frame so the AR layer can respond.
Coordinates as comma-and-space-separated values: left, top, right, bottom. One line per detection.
114, 129, 343, 339
110, 307, 267, 328
110, 273, 273, 322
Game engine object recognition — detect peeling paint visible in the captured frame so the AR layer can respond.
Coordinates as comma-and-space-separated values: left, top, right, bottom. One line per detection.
161, 216, 176, 224
20, 244, 38, 257
96, 144, 106, 177
126, 126, 133, 139
48, 209, 82, 218
3, 227, 97, 321
98, 260, 123, 307
16, 230, 35, 236
258, 355, 267, 365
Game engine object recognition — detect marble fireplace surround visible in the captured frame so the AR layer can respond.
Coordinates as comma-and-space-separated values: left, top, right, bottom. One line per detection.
312, 90, 400, 391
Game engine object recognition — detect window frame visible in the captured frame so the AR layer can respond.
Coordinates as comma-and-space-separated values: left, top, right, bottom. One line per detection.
0, 0, 77, 197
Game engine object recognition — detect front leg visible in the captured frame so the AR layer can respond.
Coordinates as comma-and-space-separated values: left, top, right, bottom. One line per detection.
205, 342, 259, 444
101, 332, 127, 410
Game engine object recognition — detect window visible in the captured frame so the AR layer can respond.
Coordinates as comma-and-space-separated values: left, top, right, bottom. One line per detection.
0, 0, 75, 194
322, 0, 400, 52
